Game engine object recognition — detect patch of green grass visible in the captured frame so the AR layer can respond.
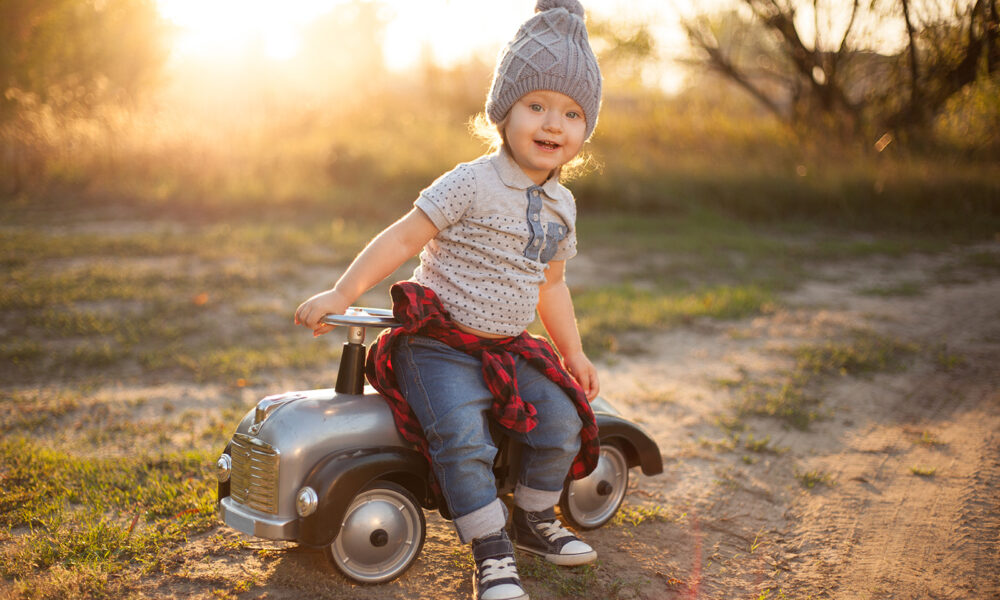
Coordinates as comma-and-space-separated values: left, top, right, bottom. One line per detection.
0, 221, 373, 267
2, 339, 45, 365
714, 413, 748, 434
962, 249, 1000, 269
859, 281, 925, 297
914, 430, 945, 447
796, 470, 834, 489
729, 332, 916, 430
28, 308, 122, 336
574, 284, 776, 354
933, 344, 967, 371
144, 338, 342, 383
576, 212, 971, 292
67, 342, 125, 368
700, 427, 783, 457
0, 389, 83, 434
610, 504, 673, 527
735, 379, 822, 430
1, 219, 377, 388
935, 249, 1000, 284
519, 555, 624, 600
792, 332, 919, 377
698, 432, 741, 452
0, 438, 216, 594
1, 261, 265, 310
743, 433, 777, 453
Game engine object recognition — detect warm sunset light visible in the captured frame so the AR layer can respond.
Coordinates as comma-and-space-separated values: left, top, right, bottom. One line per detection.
6, 0, 998, 597
156, 0, 340, 60
155, 0, 688, 70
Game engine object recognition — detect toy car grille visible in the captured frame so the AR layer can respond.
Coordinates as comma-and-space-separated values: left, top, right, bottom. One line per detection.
229, 433, 280, 514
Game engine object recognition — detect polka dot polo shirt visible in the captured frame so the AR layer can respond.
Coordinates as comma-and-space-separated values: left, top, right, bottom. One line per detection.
411, 150, 578, 337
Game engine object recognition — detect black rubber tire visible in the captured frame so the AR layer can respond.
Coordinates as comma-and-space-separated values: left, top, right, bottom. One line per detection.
559, 442, 629, 530
324, 480, 426, 583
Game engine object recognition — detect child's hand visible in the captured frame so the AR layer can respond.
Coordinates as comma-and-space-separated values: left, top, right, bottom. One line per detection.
294, 289, 350, 337
563, 351, 599, 402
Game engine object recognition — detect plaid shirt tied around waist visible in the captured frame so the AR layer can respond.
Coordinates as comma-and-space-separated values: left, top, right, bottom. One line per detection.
364, 282, 600, 494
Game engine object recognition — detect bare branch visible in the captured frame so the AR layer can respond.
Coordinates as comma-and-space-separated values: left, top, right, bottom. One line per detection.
837, 0, 860, 55
901, 0, 922, 103
814, 0, 821, 52
682, 17, 787, 120
988, 0, 999, 74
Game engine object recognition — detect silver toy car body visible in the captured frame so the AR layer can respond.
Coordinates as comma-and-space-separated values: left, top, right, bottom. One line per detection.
216, 309, 662, 583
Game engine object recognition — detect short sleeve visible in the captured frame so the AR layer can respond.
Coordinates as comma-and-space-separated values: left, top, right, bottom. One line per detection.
413, 163, 477, 230
552, 189, 577, 261
552, 225, 577, 261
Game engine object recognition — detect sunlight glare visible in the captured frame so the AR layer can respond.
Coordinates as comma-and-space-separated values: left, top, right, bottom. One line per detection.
155, 0, 691, 91
156, 0, 688, 67
157, 0, 340, 60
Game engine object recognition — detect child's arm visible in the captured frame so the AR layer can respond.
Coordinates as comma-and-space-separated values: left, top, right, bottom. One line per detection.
537, 260, 600, 401
295, 208, 438, 336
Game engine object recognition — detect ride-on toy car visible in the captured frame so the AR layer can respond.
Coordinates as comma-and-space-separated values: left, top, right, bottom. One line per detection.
215, 308, 663, 583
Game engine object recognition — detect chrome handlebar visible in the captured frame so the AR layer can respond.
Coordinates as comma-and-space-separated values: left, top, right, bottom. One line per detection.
320, 307, 399, 331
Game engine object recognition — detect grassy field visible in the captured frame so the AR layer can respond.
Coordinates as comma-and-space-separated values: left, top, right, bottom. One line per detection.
4, 190, 998, 597
2, 60, 999, 596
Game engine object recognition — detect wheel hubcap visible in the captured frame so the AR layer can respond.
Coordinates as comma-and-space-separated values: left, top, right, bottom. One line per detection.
566, 445, 628, 527
331, 488, 421, 582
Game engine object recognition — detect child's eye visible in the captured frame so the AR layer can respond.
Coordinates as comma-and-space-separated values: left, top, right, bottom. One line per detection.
529, 103, 544, 112
566, 111, 581, 119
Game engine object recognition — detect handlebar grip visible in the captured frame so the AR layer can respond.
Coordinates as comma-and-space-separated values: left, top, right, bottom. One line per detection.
320, 307, 399, 328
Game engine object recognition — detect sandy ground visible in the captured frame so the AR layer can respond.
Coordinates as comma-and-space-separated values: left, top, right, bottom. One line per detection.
70, 241, 1000, 599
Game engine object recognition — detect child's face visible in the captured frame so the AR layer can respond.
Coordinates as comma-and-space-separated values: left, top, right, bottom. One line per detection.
503, 90, 586, 185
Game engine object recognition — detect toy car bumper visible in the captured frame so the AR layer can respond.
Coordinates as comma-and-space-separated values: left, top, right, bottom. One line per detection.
219, 496, 299, 540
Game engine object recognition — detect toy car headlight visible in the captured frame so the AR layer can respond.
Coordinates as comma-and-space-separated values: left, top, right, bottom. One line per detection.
296, 487, 319, 517
216, 454, 232, 482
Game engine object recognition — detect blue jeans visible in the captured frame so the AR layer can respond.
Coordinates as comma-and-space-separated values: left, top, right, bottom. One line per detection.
393, 335, 582, 542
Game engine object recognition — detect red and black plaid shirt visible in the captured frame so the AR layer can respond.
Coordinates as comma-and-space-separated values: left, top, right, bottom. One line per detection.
365, 282, 600, 495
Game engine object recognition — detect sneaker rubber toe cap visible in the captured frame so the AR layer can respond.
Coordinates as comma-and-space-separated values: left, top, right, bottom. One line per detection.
481, 583, 529, 600
562, 540, 594, 556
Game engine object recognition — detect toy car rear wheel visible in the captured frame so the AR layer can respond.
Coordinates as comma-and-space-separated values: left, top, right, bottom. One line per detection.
559, 442, 629, 530
325, 480, 426, 583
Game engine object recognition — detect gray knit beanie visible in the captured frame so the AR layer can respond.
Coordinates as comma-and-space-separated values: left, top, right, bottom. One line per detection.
486, 0, 603, 140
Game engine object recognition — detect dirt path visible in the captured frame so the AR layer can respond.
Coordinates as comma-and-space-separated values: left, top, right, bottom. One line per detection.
770, 277, 1000, 599
133, 243, 1000, 600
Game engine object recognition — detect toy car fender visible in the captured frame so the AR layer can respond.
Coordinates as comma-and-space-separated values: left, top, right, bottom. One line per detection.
296, 445, 430, 547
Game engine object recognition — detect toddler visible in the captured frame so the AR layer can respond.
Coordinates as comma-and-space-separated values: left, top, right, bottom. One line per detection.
295, 2, 603, 598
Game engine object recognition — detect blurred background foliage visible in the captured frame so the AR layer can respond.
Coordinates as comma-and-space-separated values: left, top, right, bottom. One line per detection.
0, 0, 997, 232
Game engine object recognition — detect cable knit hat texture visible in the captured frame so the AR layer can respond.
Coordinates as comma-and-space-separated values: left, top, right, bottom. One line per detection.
486, 0, 603, 140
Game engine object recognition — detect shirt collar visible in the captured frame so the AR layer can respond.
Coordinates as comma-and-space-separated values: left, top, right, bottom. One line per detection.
489, 149, 568, 200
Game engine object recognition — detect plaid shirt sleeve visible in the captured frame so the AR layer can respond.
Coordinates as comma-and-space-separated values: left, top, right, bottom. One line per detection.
365, 282, 601, 500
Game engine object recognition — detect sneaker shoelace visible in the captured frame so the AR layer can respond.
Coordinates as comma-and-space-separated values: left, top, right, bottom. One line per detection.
479, 556, 519, 585
535, 518, 575, 543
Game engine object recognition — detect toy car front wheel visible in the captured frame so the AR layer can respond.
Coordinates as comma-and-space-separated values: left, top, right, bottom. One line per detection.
559, 442, 629, 530
325, 480, 426, 583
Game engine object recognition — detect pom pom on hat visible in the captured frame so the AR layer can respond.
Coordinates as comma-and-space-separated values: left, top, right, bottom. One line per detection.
486, 0, 603, 139
535, 0, 585, 18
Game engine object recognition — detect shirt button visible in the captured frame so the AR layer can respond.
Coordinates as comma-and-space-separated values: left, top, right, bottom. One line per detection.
532, 214, 539, 221
534, 240, 540, 247
532, 190, 539, 197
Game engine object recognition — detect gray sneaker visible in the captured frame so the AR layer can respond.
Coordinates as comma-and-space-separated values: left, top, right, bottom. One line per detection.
512, 506, 597, 566
472, 530, 529, 600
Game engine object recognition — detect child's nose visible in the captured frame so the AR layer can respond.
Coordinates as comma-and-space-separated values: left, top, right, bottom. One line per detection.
542, 114, 562, 132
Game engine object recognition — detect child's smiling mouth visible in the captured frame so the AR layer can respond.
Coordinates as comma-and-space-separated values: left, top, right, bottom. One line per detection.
534, 140, 561, 151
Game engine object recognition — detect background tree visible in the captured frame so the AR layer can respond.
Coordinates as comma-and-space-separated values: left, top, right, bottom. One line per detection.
0, 0, 167, 123
682, 0, 999, 143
